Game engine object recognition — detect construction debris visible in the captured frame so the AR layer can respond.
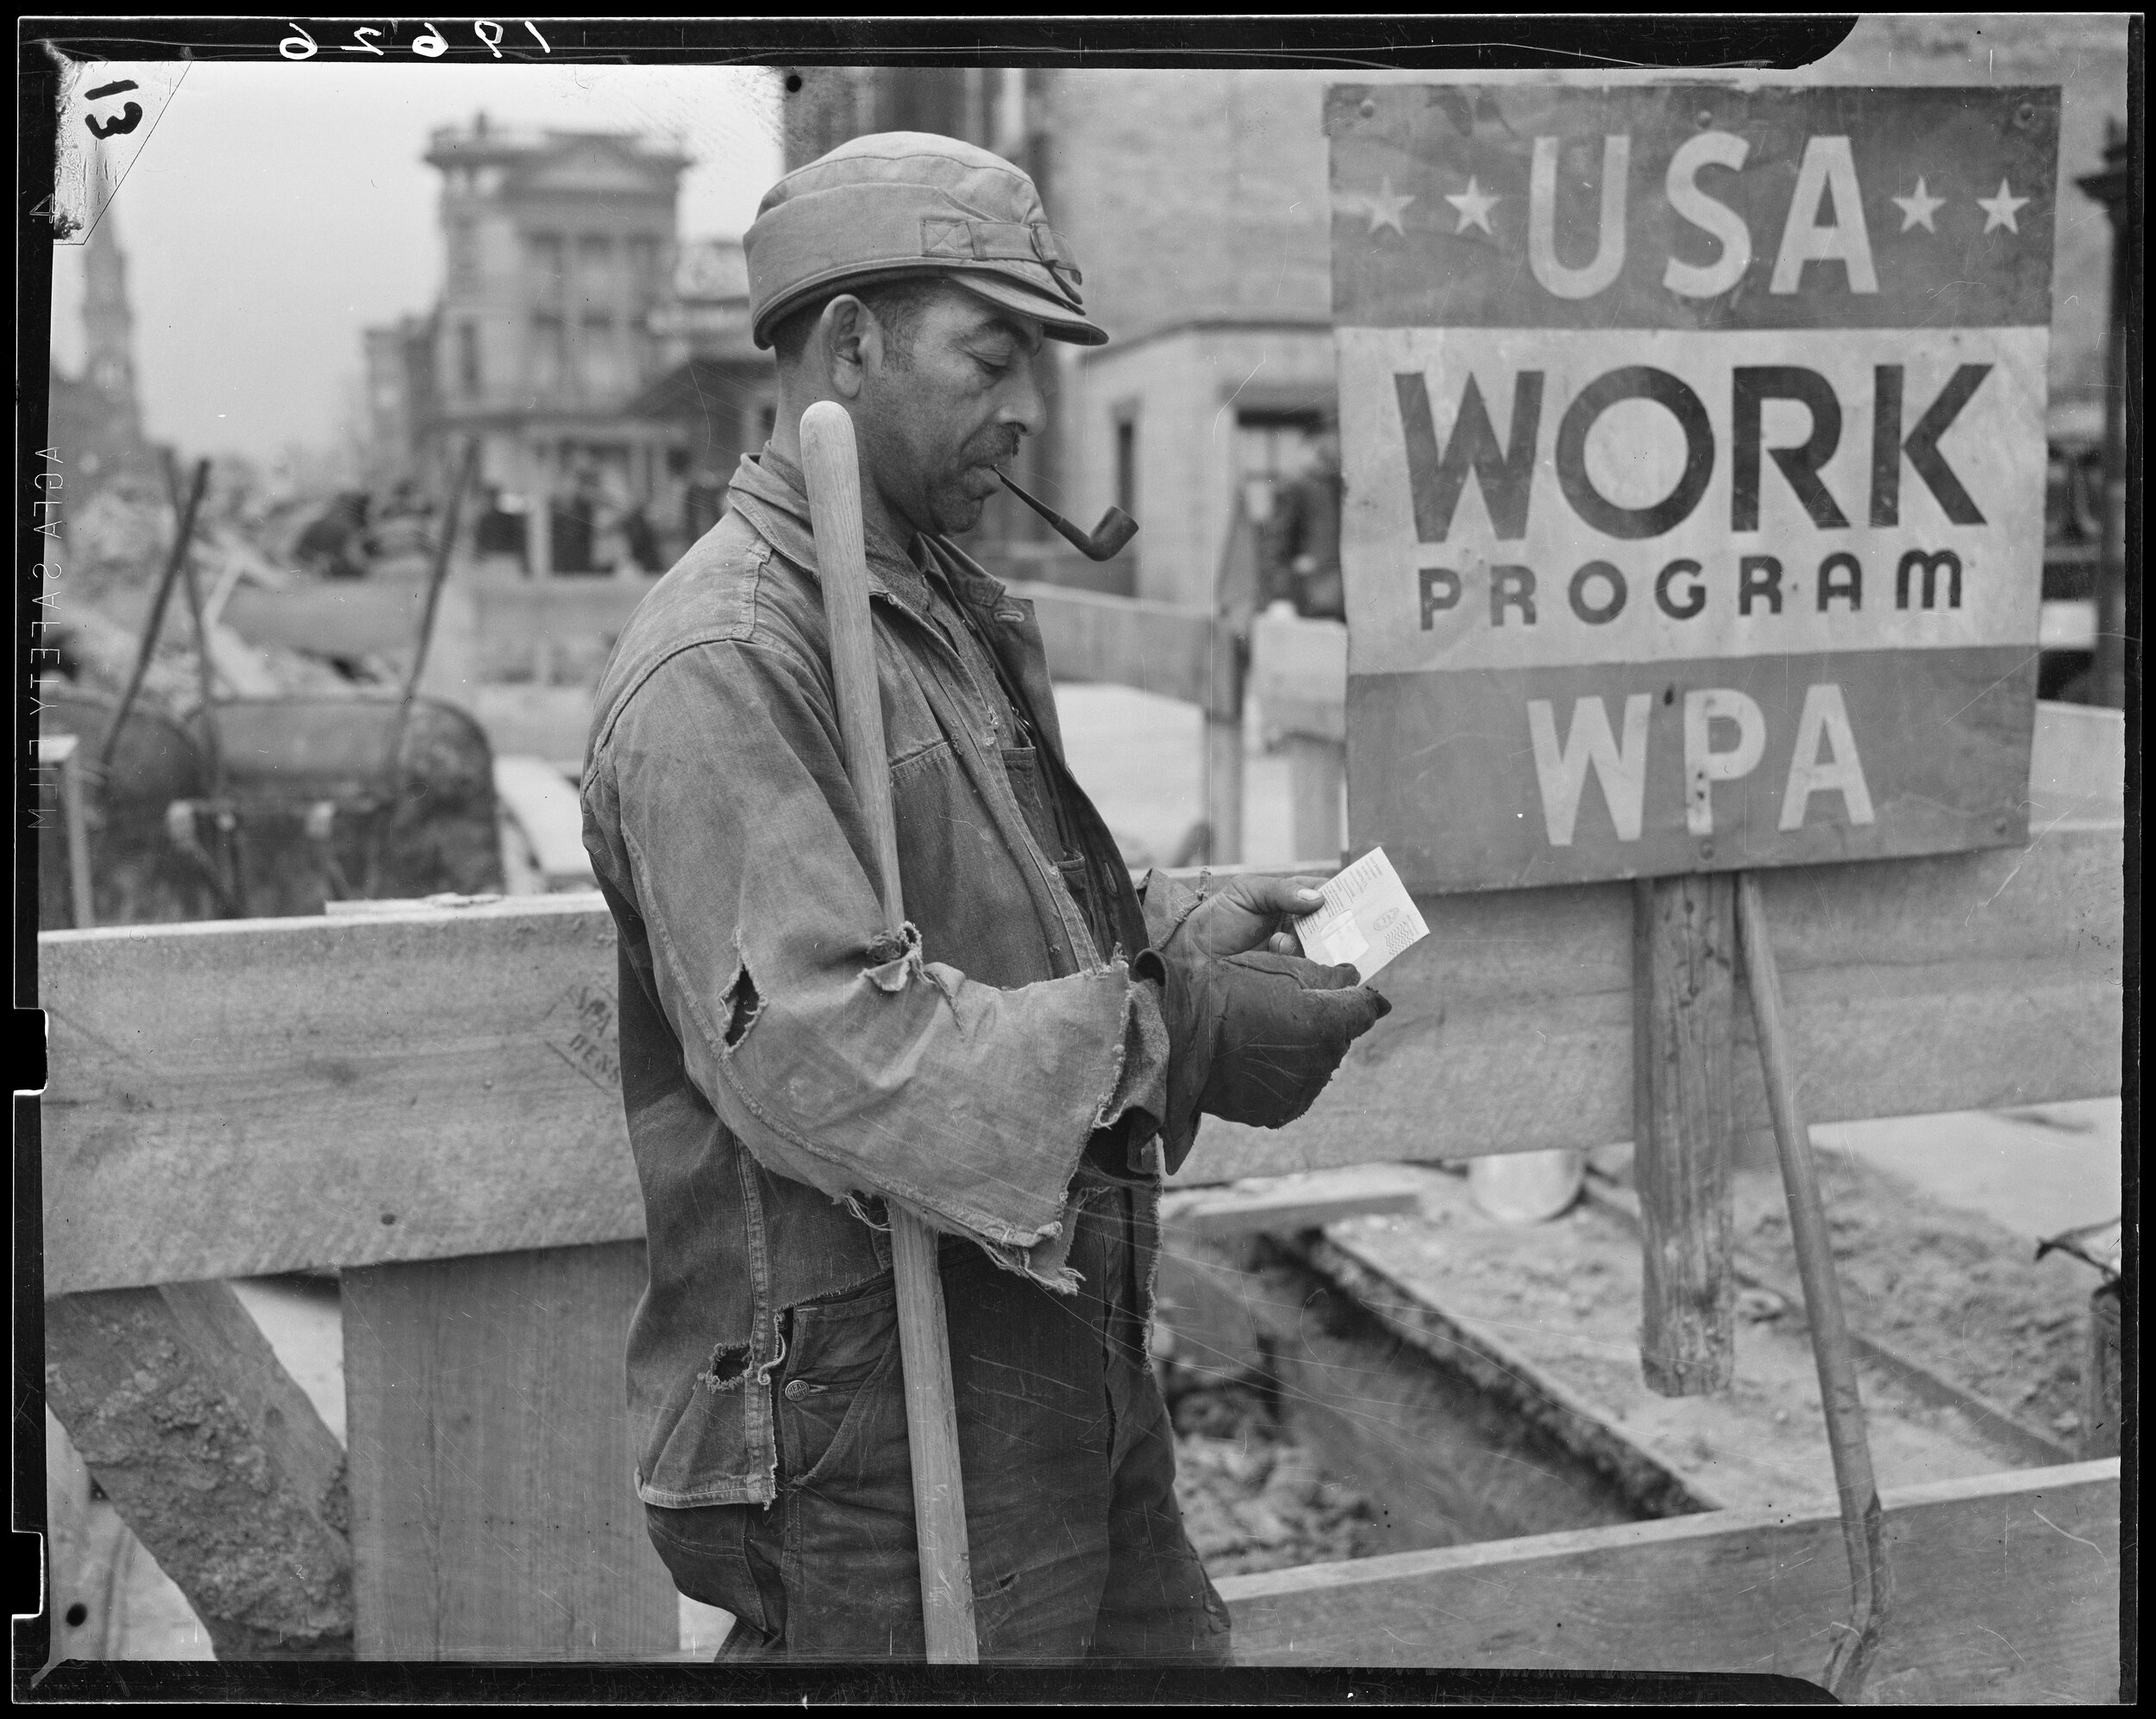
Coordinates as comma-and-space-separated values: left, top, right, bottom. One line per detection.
1167, 1379, 1377, 1577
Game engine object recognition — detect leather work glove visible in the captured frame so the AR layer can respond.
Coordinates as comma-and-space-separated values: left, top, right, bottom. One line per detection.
1138, 870, 1393, 1172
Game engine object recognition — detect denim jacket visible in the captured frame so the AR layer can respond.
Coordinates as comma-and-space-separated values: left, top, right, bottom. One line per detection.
582, 449, 1174, 1509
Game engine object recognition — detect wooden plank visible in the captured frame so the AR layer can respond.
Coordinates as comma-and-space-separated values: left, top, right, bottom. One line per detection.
2026, 701, 2125, 825
471, 685, 593, 766
1204, 714, 1244, 863
222, 581, 426, 656
1250, 609, 1346, 743
467, 580, 649, 680
492, 756, 594, 888
1633, 875, 1736, 1396
1185, 819, 2123, 1183
39, 818, 2121, 1292
41, 1408, 125, 1666
1284, 737, 1344, 866
341, 1240, 677, 1660
1007, 580, 1218, 710
1159, 1164, 1426, 1239
44, 1282, 354, 1659
42, 895, 637, 1294
1216, 1459, 2122, 1703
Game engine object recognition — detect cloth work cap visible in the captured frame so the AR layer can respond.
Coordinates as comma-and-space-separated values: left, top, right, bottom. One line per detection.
744, 131, 1107, 349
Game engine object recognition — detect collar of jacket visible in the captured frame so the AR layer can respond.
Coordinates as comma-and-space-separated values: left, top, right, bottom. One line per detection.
729, 445, 1012, 630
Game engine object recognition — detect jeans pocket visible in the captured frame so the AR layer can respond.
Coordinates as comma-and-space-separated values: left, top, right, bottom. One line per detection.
780, 1275, 904, 1488
644, 1502, 775, 1637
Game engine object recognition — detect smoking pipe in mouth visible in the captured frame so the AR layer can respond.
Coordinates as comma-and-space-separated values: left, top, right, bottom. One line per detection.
994, 470, 1138, 561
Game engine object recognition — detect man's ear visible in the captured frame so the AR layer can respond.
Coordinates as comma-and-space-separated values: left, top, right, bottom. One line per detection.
818, 295, 883, 401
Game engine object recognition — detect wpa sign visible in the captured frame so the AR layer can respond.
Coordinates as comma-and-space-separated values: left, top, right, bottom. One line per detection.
1328, 84, 2059, 892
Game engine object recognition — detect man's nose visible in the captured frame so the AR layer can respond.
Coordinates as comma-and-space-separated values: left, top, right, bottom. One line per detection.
998, 361, 1049, 438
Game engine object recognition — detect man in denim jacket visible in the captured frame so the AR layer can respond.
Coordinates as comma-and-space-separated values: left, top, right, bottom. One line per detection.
581, 133, 1389, 1664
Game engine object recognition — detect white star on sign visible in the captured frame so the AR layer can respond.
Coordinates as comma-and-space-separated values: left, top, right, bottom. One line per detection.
1338, 175, 1415, 237
1977, 179, 2030, 233
1891, 177, 1945, 232
1445, 176, 1499, 234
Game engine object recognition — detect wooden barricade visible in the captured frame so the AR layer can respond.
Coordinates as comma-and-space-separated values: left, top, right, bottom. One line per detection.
36, 701, 2120, 1666
219, 568, 1244, 850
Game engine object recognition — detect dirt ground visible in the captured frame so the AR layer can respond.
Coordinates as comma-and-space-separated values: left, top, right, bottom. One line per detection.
1729, 1151, 2096, 1441
1324, 1153, 2087, 1518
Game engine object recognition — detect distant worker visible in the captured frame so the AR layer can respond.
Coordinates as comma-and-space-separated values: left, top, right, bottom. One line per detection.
294, 491, 373, 580
473, 485, 529, 566
619, 501, 661, 574
552, 467, 599, 574
1258, 422, 1344, 621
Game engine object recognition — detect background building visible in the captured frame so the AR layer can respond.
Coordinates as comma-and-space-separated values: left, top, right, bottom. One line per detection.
47, 193, 159, 506
366, 114, 755, 574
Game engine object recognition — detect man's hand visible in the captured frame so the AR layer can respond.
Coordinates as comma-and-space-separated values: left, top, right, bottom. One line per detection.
1138, 871, 1393, 1170
1170, 873, 1331, 962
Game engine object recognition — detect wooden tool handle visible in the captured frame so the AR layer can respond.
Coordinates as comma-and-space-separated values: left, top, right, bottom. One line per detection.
798, 400, 980, 1666
1737, 871, 1886, 1697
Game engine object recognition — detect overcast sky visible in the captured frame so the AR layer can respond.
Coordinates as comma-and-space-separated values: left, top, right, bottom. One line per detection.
47, 62, 783, 463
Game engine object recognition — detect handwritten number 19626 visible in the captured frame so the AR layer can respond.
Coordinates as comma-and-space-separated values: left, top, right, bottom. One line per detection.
280, 20, 550, 60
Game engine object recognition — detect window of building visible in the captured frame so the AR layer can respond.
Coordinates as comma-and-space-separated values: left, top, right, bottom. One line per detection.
528, 232, 565, 304
625, 236, 661, 308
448, 217, 479, 294
1234, 409, 1325, 524
580, 313, 617, 395
458, 323, 481, 397
530, 313, 567, 394
577, 234, 615, 307
1114, 413, 1138, 518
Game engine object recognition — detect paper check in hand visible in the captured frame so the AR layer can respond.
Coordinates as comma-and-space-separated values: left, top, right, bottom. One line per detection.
1291, 847, 1429, 982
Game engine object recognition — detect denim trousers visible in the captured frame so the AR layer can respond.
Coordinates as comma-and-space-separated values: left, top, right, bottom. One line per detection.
644, 1181, 1233, 1664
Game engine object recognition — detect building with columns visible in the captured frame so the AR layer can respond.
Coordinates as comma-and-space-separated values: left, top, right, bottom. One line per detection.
367, 114, 708, 574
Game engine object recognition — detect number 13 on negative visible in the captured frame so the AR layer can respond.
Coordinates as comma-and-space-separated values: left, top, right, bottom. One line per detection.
280, 20, 550, 59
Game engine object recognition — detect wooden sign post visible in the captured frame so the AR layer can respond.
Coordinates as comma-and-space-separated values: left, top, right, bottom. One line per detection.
1326, 81, 2061, 1693
1326, 78, 2061, 1384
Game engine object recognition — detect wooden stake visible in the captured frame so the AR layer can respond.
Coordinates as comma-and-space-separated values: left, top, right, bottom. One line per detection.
1736, 870, 1887, 1699
98, 458, 210, 772
367, 440, 480, 896
43, 732, 96, 928
1632, 873, 1736, 1395
798, 400, 979, 1665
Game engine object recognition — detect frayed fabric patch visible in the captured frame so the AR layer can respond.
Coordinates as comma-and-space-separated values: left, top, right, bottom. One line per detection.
862, 921, 924, 993
697, 1343, 754, 1392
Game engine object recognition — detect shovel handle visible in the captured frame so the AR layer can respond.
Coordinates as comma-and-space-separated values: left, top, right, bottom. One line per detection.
799, 400, 980, 1665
